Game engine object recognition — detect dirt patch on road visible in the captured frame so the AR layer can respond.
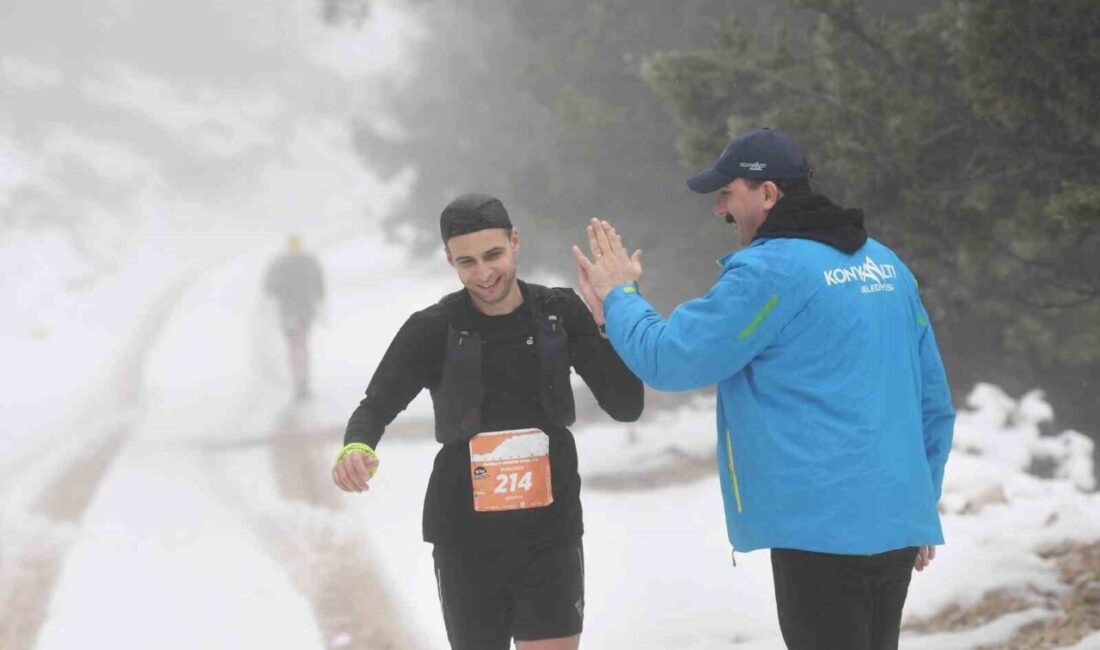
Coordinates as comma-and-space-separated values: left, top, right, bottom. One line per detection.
905, 588, 1041, 635
32, 428, 129, 523
256, 407, 422, 650
0, 279, 187, 650
269, 424, 342, 510
260, 509, 419, 650
0, 520, 72, 650
199, 408, 433, 648
977, 541, 1100, 649
904, 540, 1100, 649
0, 429, 130, 650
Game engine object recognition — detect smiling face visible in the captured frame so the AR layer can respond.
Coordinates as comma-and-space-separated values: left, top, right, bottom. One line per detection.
712, 178, 781, 246
445, 227, 522, 315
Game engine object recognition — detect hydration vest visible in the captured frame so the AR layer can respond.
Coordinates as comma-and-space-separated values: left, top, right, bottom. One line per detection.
430, 283, 576, 445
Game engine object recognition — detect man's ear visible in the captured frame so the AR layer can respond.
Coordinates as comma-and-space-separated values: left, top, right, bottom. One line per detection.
444, 245, 455, 268
762, 181, 782, 210
510, 227, 521, 253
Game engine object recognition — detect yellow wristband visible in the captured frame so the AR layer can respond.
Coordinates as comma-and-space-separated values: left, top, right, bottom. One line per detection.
334, 442, 378, 477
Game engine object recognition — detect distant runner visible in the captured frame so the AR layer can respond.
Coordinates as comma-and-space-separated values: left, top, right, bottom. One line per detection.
264, 234, 325, 401
332, 194, 643, 650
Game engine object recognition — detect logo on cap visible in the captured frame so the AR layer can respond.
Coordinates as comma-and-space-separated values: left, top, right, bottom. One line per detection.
740, 161, 767, 171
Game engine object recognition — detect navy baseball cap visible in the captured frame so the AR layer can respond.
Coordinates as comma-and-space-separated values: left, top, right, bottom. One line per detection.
685, 128, 811, 193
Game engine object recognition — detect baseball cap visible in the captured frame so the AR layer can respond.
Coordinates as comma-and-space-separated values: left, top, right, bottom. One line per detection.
685, 127, 811, 193
440, 193, 513, 243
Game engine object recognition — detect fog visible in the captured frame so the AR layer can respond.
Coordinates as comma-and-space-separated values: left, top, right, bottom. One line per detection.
1, 0, 418, 263
3, 1, 1098, 649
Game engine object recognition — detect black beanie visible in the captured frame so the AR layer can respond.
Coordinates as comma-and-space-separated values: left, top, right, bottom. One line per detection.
440, 193, 513, 243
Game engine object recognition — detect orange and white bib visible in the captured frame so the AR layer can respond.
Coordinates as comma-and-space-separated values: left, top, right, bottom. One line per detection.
469, 428, 553, 512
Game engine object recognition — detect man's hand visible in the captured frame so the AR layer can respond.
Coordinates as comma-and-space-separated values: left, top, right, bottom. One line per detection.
576, 262, 606, 325
332, 451, 380, 493
571, 218, 643, 301
913, 545, 936, 572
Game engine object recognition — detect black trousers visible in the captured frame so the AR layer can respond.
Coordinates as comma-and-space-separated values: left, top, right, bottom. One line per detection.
771, 546, 917, 650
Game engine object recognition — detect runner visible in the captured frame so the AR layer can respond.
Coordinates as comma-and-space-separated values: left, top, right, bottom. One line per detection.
263, 235, 325, 401
332, 193, 643, 650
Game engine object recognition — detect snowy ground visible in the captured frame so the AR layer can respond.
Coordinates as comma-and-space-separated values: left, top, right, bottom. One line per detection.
4, 226, 1099, 649
3, 1, 1099, 648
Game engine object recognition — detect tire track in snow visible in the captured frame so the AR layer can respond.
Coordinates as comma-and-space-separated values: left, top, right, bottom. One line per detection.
0, 278, 189, 650
198, 409, 428, 649
246, 407, 424, 650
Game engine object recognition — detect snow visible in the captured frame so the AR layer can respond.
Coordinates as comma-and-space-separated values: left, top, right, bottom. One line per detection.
956, 383, 1096, 491
901, 609, 1057, 650
471, 429, 550, 461
34, 445, 326, 650
5, 218, 1099, 650
1064, 630, 1100, 650
6, 231, 1100, 650
0, 231, 182, 479
349, 371, 1100, 649
3, 0, 1099, 648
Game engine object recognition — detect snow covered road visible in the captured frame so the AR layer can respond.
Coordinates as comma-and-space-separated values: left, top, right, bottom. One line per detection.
4, 233, 1100, 650
15, 250, 424, 650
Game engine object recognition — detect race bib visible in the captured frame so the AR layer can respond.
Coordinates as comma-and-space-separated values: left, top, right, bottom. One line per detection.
469, 428, 553, 512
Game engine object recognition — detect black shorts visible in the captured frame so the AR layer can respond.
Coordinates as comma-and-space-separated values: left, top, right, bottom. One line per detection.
432, 538, 584, 650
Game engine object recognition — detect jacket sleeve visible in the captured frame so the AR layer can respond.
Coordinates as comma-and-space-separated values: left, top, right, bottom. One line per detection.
559, 289, 644, 422
344, 310, 443, 448
916, 302, 955, 502
602, 253, 802, 392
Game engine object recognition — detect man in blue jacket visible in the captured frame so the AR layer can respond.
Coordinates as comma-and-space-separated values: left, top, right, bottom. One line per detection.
571, 128, 955, 650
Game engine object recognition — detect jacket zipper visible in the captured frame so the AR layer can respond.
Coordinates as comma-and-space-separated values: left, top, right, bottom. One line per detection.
725, 429, 743, 513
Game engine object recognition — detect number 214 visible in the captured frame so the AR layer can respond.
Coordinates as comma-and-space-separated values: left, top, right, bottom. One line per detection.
494, 471, 533, 494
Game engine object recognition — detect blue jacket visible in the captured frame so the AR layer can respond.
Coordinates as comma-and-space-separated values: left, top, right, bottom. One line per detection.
603, 237, 955, 554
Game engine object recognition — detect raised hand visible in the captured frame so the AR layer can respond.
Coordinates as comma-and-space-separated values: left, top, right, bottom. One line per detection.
575, 260, 605, 324
571, 218, 643, 300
